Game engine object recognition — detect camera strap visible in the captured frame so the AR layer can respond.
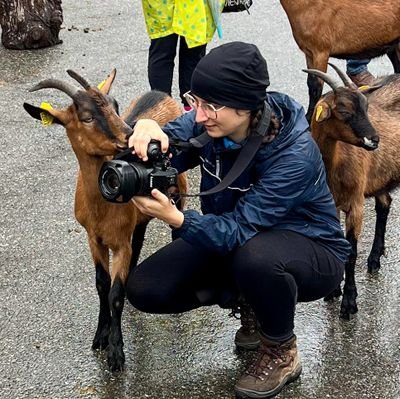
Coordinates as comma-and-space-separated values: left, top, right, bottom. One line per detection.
114, 101, 272, 198
183, 101, 272, 197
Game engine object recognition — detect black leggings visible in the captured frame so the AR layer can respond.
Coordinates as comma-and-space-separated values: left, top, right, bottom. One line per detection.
148, 34, 206, 105
126, 230, 344, 342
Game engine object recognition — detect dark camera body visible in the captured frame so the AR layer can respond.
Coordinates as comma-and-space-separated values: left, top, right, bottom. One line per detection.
99, 141, 179, 203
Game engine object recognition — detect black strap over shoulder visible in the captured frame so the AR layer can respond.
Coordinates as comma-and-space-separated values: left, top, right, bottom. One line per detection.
188, 101, 272, 197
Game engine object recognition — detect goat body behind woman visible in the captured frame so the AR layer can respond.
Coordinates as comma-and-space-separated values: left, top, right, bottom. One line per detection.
279, 0, 400, 120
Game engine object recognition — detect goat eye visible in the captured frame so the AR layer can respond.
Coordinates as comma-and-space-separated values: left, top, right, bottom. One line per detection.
336, 106, 352, 119
340, 111, 352, 119
82, 116, 94, 123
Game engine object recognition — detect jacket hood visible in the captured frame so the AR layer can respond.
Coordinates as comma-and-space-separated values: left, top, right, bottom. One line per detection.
262, 91, 310, 156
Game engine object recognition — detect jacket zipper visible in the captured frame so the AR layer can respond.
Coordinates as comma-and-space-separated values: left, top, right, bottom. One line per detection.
215, 155, 221, 178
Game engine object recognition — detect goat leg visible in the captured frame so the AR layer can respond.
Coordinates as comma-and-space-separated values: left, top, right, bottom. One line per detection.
340, 229, 358, 319
324, 207, 343, 301
367, 193, 391, 273
88, 240, 111, 350
107, 277, 125, 371
305, 53, 329, 122
107, 246, 132, 371
130, 222, 148, 269
92, 263, 111, 350
306, 74, 324, 122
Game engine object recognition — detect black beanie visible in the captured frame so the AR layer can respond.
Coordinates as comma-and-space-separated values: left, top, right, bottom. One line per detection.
191, 41, 270, 110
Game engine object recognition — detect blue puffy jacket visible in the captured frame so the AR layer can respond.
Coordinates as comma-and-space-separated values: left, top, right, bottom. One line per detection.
163, 92, 351, 263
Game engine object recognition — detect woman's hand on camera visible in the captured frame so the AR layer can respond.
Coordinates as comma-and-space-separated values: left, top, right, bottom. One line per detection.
129, 119, 169, 161
132, 189, 184, 228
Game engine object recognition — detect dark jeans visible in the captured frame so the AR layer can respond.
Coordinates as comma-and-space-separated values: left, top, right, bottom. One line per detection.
126, 230, 345, 342
346, 59, 370, 75
148, 34, 206, 105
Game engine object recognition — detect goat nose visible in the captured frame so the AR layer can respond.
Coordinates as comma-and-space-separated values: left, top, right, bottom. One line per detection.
372, 135, 379, 144
362, 135, 379, 150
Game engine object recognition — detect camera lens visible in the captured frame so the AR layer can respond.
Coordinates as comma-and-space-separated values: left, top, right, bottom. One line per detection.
99, 159, 152, 202
103, 169, 121, 193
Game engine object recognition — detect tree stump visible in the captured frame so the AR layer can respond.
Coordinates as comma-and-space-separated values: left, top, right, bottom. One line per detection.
0, 0, 63, 49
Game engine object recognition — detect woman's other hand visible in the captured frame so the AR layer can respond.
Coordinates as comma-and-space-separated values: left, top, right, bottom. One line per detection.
132, 189, 184, 228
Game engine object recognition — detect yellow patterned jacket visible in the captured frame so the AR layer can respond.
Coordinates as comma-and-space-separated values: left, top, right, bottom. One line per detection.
141, 0, 224, 48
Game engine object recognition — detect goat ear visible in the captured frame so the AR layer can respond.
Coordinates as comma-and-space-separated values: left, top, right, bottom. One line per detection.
314, 102, 331, 122
358, 83, 382, 95
23, 103, 65, 126
98, 68, 117, 94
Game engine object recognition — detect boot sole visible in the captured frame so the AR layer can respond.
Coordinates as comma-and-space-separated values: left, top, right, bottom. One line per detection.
235, 339, 260, 351
235, 331, 261, 351
234, 364, 302, 399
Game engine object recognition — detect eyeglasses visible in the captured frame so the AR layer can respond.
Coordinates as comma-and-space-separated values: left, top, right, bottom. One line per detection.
183, 91, 226, 120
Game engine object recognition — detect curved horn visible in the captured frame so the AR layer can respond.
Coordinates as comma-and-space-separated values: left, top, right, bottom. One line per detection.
328, 62, 354, 87
67, 69, 91, 90
302, 68, 340, 91
29, 79, 78, 98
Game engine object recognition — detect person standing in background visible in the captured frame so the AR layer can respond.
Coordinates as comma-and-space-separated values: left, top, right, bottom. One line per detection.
346, 59, 375, 86
142, 0, 223, 111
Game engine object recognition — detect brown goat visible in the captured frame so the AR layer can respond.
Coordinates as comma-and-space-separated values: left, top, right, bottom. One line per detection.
304, 64, 400, 319
23, 70, 187, 371
279, 0, 400, 121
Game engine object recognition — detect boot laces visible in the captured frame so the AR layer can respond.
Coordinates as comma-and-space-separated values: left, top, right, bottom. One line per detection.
245, 343, 291, 380
228, 304, 241, 320
229, 302, 258, 333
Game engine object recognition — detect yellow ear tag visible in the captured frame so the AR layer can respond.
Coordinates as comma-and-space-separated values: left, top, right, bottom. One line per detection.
359, 85, 370, 91
97, 79, 106, 90
315, 105, 323, 122
40, 102, 54, 126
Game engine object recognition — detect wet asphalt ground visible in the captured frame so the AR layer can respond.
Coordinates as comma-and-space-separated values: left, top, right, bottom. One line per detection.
0, 1, 399, 398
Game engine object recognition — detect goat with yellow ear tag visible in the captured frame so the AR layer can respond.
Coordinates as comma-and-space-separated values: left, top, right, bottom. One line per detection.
304, 63, 400, 320
24, 69, 187, 371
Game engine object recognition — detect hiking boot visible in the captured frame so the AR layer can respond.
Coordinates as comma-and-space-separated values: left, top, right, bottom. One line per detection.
235, 335, 302, 399
234, 301, 260, 350
348, 70, 375, 87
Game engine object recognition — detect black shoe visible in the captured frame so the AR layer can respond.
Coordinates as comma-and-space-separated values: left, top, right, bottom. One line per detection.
231, 299, 260, 350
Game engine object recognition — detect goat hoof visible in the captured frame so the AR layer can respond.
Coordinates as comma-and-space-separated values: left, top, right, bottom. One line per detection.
324, 286, 342, 301
367, 259, 381, 274
92, 336, 109, 351
340, 310, 352, 320
107, 346, 125, 372
92, 328, 110, 350
339, 298, 358, 320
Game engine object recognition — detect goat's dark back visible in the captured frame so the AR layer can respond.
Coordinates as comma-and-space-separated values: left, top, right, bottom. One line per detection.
122, 90, 182, 128
363, 78, 400, 194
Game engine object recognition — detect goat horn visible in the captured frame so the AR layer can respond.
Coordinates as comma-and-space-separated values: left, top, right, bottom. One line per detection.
29, 79, 78, 98
302, 68, 340, 91
67, 69, 91, 90
328, 62, 354, 87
